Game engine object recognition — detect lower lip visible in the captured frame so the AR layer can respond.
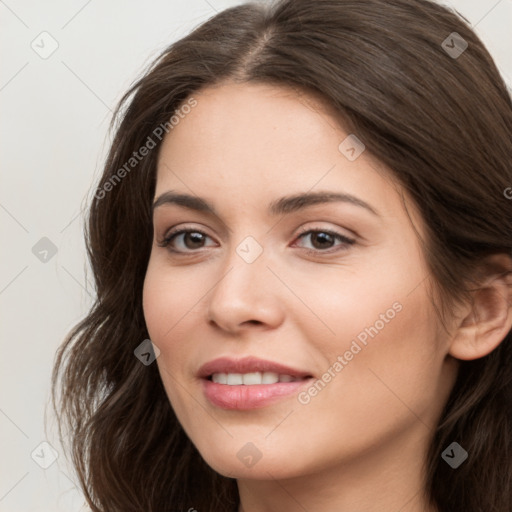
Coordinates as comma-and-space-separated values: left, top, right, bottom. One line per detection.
202, 378, 313, 410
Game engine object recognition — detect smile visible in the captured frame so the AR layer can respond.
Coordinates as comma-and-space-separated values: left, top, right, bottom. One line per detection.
198, 356, 314, 409
210, 372, 303, 385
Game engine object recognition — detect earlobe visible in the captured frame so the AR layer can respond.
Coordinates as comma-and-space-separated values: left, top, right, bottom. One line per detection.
449, 254, 512, 361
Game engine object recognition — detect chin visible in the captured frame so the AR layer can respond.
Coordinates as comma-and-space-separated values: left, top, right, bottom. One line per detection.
197, 445, 307, 481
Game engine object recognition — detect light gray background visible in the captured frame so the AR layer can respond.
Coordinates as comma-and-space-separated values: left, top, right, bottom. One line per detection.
1, 0, 511, 510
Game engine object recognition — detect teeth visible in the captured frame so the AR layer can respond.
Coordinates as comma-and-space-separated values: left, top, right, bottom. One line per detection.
243, 372, 262, 385
211, 372, 301, 385
262, 371, 279, 384
227, 373, 243, 385
212, 373, 227, 384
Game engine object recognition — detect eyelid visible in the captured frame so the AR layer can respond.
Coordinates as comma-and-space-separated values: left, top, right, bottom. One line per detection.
159, 222, 355, 241
293, 225, 356, 254
294, 224, 355, 240
157, 224, 216, 248
157, 223, 356, 256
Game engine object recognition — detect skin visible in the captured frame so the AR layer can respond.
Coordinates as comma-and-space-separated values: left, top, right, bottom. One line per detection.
142, 81, 512, 512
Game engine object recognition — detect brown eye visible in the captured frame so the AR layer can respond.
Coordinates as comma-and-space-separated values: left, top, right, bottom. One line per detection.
158, 229, 216, 253
295, 229, 355, 254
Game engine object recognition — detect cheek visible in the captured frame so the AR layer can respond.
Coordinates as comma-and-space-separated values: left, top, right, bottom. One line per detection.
141, 261, 201, 407
308, 281, 439, 429
296, 259, 406, 352
303, 248, 439, 409
142, 259, 198, 342
142, 261, 199, 419
142, 269, 171, 343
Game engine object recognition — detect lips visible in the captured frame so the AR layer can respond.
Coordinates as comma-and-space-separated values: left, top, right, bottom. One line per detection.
197, 356, 313, 380
198, 356, 314, 410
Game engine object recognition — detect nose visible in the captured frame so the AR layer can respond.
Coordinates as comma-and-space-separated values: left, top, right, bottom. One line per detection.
206, 243, 285, 334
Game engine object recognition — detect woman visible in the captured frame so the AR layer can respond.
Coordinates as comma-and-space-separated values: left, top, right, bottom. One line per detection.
51, 0, 512, 510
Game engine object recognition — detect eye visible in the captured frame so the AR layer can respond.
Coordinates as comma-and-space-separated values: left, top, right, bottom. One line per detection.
157, 226, 356, 255
157, 227, 216, 253
293, 228, 356, 254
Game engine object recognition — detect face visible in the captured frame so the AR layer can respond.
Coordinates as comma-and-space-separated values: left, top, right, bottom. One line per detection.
143, 81, 457, 481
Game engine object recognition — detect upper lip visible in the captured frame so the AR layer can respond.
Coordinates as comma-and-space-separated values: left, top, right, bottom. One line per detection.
197, 356, 313, 379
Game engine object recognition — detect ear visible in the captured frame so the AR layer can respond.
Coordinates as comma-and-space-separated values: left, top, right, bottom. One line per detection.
449, 253, 512, 361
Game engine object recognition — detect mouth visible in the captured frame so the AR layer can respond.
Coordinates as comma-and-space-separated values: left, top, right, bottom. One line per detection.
198, 356, 313, 380
198, 357, 314, 410
206, 371, 310, 385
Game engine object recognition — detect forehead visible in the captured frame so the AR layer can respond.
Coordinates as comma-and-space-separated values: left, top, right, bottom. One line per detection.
157, 81, 377, 182
154, 81, 422, 233
161, 81, 345, 153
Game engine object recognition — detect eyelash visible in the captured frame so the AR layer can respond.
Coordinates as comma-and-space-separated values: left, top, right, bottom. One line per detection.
157, 226, 356, 256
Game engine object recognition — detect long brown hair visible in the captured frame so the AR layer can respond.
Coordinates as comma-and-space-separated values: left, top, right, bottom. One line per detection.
51, 0, 512, 510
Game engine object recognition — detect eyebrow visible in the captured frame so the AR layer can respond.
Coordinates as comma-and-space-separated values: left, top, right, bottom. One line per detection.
152, 190, 380, 218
